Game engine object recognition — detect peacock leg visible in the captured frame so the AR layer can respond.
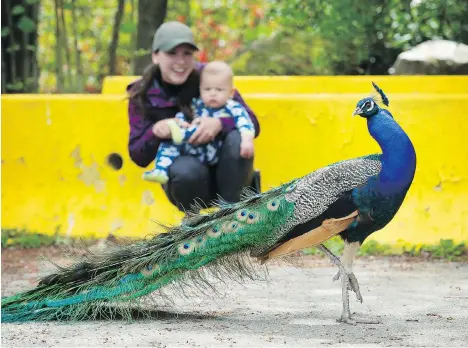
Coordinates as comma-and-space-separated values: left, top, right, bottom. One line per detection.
338, 265, 355, 324
337, 241, 380, 325
316, 245, 357, 324
332, 265, 363, 303
316, 245, 362, 302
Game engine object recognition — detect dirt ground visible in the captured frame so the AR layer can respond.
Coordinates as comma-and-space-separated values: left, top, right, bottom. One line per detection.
1, 246, 468, 348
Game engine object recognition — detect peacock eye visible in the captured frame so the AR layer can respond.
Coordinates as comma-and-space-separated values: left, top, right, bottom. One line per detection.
365, 100, 374, 111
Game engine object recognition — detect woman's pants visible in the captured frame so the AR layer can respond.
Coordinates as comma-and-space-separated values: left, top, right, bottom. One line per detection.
161, 130, 254, 213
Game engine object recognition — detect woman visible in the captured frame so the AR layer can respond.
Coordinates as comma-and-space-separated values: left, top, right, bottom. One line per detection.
127, 21, 261, 213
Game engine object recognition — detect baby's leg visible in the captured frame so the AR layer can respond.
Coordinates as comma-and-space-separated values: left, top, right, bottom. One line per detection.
205, 140, 222, 166
182, 141, 215, 168
143, 142, 181, 184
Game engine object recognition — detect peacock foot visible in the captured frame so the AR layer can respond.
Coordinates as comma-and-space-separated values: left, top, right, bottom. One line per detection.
333, 271, 363, 303
337, 266, 380, 325
338, 312, 381, 325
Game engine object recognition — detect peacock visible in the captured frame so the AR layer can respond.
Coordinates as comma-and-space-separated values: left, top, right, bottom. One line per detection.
1, 82, 416, 325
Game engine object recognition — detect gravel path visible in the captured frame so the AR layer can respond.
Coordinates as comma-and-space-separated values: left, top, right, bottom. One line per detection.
2, 247, 467, 347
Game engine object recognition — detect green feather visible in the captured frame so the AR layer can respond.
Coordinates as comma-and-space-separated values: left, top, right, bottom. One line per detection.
1, 180, 297, 322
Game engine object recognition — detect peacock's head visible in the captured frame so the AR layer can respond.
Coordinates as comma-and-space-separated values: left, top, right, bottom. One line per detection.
353, 97, 379, 118
353, 82, 389, 118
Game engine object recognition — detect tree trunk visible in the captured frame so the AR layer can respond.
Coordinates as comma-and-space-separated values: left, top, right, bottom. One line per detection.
58, 0, 73, 89
134, 0, 168, 75
109, 0, 126, 75
130, 0, 137, 73
53, 0, 64, 91
1, 0, 40, 93
70, 0, 83, 90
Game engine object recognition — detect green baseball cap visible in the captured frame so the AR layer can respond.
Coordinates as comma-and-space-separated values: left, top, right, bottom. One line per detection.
152, 21, 199, 52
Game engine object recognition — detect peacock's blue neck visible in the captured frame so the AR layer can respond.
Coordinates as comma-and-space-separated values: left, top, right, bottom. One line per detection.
367, 110, 416, 194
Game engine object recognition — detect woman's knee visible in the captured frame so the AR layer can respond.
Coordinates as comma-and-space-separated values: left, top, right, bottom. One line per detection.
163, 156, 212, 211
219, 130, 243, 161
169, 156, 209, 183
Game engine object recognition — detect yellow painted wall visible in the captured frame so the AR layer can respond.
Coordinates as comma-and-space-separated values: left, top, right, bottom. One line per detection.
2, 77, 468, 245
102, 75, 468, 95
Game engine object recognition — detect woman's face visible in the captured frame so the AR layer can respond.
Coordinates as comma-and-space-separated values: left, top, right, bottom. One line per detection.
152, 44, 196, 85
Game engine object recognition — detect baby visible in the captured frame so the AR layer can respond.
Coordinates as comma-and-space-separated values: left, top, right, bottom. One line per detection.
143, 61, 255, 184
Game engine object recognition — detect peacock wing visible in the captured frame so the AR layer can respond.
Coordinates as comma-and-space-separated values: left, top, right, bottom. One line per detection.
252, 154, 382, 260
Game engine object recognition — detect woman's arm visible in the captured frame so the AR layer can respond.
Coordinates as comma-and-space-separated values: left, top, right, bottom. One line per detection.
128, 99, 161, 168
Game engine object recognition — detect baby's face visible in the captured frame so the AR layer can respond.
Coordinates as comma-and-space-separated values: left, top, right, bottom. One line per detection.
200, 75, 232, 108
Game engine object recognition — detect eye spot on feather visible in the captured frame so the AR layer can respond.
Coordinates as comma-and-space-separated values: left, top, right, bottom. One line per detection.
178, 241, 195, 255
236, 209, 249, 222
195, 235, 207, 247
285, 182, 296, 193
207, 225, 221, 238
246, 212, 260, 224
266, 199, 280, 211
141, 263, 160, 277
223, 220, 241, 233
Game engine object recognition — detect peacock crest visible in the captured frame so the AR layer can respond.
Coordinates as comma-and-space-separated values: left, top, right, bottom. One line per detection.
354, 82, 391, 118
369, 81, 389, 108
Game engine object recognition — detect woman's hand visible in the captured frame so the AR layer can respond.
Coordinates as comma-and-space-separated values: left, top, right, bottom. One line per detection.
152, 119, 172, 139
188, 117, 223, 145
175, 118, 191, 128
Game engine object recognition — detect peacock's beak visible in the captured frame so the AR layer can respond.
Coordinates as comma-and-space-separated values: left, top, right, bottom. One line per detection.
352, 107, 362, 116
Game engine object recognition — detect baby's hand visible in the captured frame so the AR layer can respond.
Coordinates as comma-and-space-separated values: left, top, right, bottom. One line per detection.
240, 137, 254, 159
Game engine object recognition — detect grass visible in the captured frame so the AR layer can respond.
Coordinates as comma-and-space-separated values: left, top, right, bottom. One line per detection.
2, 229, 467, 261
1, 229, 58, 249
1, 228, 96, 249
302, 236, 467, 261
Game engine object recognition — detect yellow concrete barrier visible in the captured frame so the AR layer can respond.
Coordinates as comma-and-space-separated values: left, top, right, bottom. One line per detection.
102, 75, 468, 95
2, 80, 468, 245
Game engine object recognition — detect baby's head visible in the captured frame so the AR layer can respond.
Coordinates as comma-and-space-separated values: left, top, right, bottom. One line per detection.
200, 61, 234, 108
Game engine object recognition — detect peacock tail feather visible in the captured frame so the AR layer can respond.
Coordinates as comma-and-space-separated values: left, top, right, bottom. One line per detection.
1, 180, 297, 322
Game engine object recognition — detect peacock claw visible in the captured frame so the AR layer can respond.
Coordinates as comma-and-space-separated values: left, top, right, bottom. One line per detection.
333, 270, 363, 302
333, 270, 340, 282
338, 313, 381, 325
338, 318, 357, 325
348, 273, 363, 303
337, 313, 357, 326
